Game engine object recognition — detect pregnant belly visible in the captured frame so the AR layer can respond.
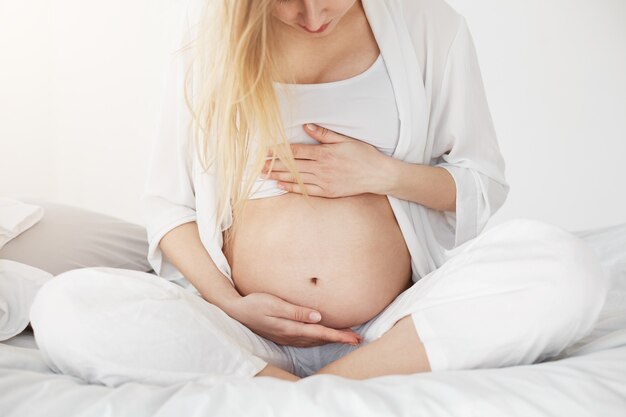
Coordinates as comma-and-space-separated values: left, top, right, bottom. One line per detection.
223, 192, 413, 329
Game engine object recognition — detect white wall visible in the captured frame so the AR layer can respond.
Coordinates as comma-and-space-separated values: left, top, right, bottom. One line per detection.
0, 0, 184, 223
445, 0, 626, 231
1, 0, 625, 231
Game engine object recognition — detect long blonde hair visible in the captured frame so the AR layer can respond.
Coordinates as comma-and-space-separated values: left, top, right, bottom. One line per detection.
182, 0, 310, 250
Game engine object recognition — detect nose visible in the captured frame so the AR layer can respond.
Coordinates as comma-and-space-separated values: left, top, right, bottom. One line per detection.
299, 1, 327, 31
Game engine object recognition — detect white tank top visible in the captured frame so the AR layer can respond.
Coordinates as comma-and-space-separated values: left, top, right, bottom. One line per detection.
246, 53, 400, 199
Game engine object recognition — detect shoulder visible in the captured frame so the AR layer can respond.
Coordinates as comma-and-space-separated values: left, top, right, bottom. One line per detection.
395, 0, 464, 30
383, 0, 474, 90
391, 0, 466, 55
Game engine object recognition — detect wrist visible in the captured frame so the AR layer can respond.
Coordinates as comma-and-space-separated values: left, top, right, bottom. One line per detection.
370, 153, 401, 195
200, 287, 242, 314
213, 292, 243, 317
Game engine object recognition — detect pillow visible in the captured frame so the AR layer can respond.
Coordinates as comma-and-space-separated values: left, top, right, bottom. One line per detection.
0, 198, 152, 276
0, 198, 44, 250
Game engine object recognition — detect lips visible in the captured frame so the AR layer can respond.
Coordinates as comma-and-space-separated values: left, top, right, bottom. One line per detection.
300, 21, 331, 34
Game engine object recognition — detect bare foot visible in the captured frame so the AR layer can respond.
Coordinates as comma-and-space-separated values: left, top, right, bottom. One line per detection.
255, 364, 301, 382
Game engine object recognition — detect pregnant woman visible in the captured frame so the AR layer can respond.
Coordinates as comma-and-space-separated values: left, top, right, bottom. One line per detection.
30, 0, 609, 385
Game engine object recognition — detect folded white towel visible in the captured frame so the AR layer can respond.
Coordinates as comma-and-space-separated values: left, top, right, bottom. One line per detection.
0, 260, 53, 341
0, 198, 44, 250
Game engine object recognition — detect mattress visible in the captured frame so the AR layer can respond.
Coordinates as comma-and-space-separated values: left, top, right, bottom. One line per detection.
1, 223, 625, 417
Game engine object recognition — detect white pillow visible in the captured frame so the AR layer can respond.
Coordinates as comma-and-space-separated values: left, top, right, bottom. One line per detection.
0, 198, 44, 250
0, 198, 151, 276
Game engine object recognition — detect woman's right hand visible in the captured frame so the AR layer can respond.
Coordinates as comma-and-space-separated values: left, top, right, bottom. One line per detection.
222, 293, 363, 348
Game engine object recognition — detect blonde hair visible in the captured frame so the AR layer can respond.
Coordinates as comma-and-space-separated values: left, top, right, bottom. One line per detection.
182, 0, 310, 251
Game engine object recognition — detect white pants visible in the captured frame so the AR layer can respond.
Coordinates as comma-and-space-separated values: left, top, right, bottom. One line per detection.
29, 219, 610, 387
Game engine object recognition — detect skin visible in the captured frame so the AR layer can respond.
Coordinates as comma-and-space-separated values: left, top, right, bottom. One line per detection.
272, 0, 358, 39
263, 124, 457, 212
250, 0, 456, 381
257, 314, 432, 381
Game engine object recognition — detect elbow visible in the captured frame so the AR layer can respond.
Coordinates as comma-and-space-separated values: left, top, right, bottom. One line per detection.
490, 180, 510, 215
437, 165, 458, 213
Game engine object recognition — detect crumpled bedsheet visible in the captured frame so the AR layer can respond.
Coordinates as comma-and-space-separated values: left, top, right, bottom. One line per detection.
1, 223, 625, 416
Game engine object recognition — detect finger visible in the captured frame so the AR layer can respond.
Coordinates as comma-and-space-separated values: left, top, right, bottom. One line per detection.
293, 340, 327, 348
267, 143, 324, 160
277, 181, 327, 197
280, 320, 362, 345
297, 323, 362, 345
262, 158, 317, 174
338, 328, 364, 340
289, 143, 322, 160
264, 171, 317, 185
270, 300, 324, 324
304, 123, 355, 143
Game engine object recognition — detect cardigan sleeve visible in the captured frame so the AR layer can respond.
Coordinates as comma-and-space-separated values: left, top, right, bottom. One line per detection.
428, 16, 510, 249
140, 2, 198, 280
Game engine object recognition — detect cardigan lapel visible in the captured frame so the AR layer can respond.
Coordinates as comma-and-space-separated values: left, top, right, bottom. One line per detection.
362, 0, 430, 164
363, 0, 436, 278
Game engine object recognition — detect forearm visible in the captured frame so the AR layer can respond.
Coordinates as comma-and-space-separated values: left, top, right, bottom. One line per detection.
373, 156, 457, 212
158, 221, 241, 310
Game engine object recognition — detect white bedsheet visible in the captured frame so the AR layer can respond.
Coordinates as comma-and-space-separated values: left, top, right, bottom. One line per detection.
1, 223, 625, 416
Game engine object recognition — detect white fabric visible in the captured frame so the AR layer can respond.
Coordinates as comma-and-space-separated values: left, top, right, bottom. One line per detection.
27, 219, 609, 385
0, 198, 44, 250
140, 0, 509, 293
1, 221, 625, 416
0, 260, 52, 341
247, 53, 399, 200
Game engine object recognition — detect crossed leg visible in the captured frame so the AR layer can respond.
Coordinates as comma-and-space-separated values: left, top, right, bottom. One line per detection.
28, 219, 607, 387
255, 314, 431, 381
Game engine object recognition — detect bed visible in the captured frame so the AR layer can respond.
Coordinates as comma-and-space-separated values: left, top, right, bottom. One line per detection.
1, 212, 625, 416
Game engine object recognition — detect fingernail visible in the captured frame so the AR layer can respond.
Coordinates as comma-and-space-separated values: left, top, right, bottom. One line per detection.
309, 312, 321, 321
306, 123, 317, 132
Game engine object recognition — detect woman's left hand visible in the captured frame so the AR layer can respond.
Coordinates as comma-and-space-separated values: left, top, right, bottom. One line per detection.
262, 123, 391, 198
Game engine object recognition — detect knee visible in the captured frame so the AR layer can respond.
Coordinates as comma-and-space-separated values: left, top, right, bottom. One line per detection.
553, 232, 609, 328
523, 223, 610, 343
28, 268, 109, 372
488, 220, 609, 300
477, 219, 609, 336
30, 268, 95, 334
30, 268, 179, 346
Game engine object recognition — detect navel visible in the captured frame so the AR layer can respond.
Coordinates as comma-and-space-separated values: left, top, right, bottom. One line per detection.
309, 277, 319, 285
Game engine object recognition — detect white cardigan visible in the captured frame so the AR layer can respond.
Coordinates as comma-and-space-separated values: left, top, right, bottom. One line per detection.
141, 0, 509, 294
